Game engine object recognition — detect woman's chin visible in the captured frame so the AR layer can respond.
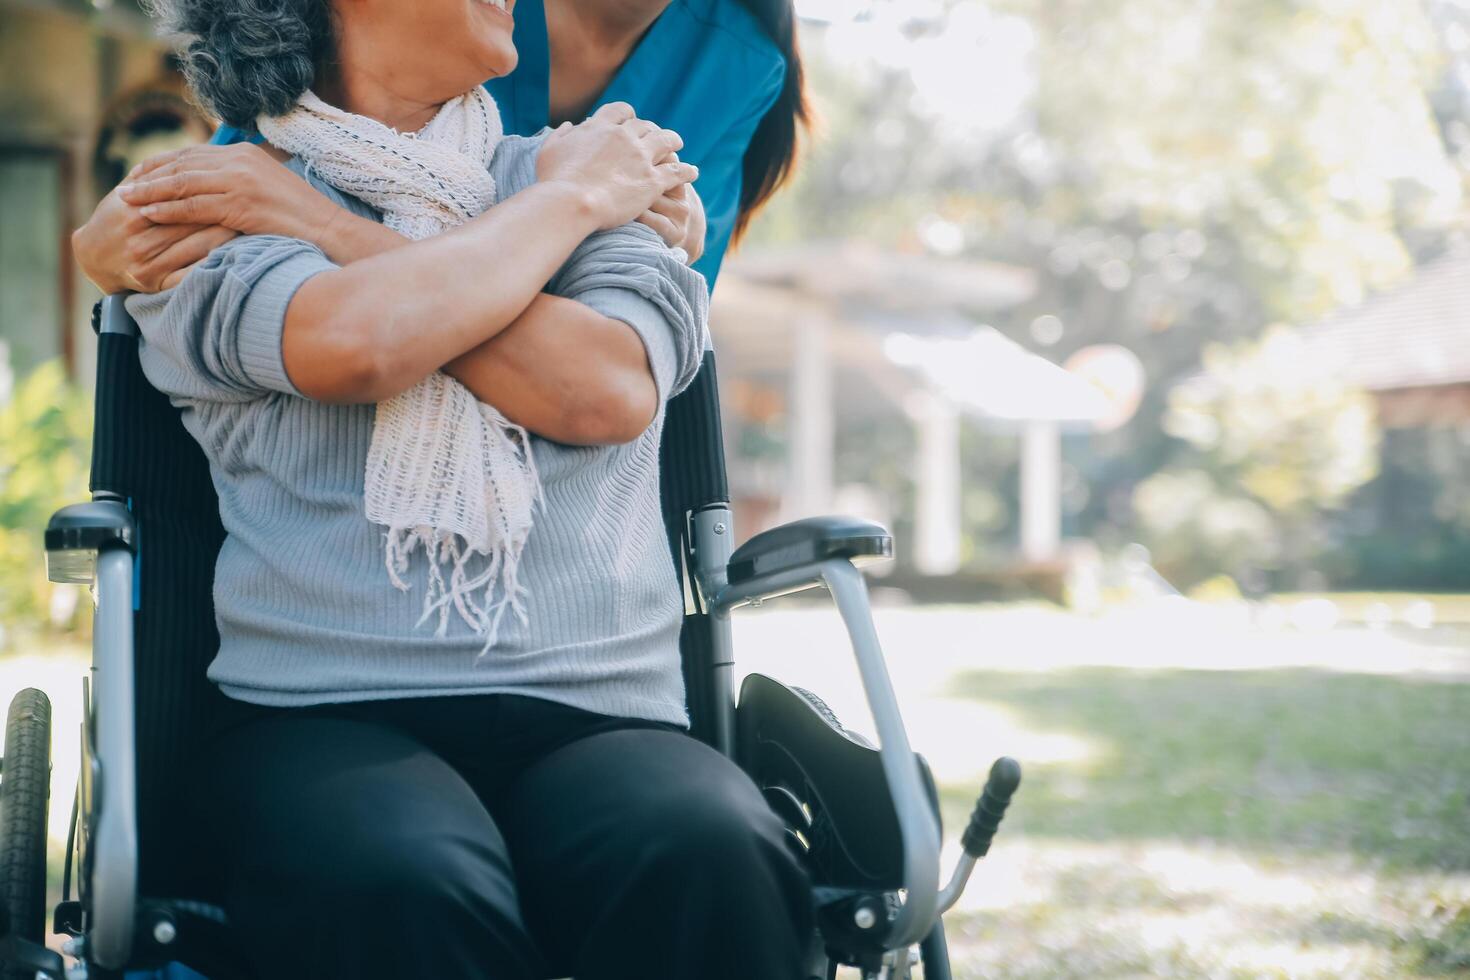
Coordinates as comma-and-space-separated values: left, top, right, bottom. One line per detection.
464, 10, 518, 80
434, 40, 516, 94
483, 42, 519, 80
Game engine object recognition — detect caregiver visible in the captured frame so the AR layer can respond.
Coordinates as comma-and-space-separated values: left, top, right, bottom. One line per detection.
73, 0, 808, 293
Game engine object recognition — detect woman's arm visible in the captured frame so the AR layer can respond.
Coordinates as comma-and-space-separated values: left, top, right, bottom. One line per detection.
283, 105, 694, 404
444, 293, 658, 445
446, 220, 709, 445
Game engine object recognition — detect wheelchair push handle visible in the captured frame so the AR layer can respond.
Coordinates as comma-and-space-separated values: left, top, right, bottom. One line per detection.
936, 756, 1021, 916
961, 756, 1021, 859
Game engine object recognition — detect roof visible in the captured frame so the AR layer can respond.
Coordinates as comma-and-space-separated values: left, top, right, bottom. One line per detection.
726, 241, 1038, 317
713, 242, 1106, 426
1299, 248, 1470, 392
883, 327, 1111, 426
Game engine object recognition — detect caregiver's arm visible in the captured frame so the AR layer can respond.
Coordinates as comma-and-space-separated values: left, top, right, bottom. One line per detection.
111, 142, 705, 277
112, 142, 403, 276
73, 182, 239, 294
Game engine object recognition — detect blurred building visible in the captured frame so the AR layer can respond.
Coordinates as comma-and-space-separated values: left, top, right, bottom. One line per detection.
713, 241, 1113, 585
1299, 249, 1470, 426
0, 0, 206, 383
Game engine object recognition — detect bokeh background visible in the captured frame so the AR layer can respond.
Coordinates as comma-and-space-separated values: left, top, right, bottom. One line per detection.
2, 0, 1469, 976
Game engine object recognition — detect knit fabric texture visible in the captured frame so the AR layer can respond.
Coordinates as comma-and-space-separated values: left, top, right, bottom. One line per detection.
259, 89, 538, 650
124, 134, 709, 726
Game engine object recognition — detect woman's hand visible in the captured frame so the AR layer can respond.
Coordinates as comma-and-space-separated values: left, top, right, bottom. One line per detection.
71, 185, 238, 294
117, 143, 338, 240
536, 102, 699, 230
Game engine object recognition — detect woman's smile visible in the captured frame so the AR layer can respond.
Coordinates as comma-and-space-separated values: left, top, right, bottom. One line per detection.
474, 0, 516, 26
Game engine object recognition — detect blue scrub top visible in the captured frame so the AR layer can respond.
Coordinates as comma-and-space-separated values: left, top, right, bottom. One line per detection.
213, 0, 785, 286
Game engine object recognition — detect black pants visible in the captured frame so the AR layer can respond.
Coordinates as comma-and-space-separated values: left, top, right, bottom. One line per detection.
193, 693, 814, 979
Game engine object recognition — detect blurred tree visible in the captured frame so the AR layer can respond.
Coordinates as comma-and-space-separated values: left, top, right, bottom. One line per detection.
1009, 0, 1458, 304
1135, 327, 1380, 589
0, 360, 93, 639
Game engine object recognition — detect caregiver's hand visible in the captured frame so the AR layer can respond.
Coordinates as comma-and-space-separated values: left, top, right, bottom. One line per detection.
537, 102, 698, 230
638, 152, 706, 262
71, 183, 237, 294
117, 143, 340, 242
112, 142, 404, 272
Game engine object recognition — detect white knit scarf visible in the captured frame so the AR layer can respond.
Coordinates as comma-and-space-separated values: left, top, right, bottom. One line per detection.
258, 89, 539, 652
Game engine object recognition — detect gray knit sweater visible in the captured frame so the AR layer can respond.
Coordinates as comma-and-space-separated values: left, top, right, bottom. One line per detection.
125, 134, 709, 727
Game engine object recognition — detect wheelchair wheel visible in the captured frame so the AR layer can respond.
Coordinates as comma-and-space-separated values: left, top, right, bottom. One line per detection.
0, 688, 51, 976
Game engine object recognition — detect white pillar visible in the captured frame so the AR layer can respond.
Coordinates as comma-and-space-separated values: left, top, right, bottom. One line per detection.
784, 313, 833, 520
907, 391, 962, 575
1020, 420, 1061, 562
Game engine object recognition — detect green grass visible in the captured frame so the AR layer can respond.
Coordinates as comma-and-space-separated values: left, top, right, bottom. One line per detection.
930, 666, 1470, 978
940, 668, 1470, 870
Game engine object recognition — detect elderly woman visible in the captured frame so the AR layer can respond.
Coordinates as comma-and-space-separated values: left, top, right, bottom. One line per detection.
122, 0, 813, 978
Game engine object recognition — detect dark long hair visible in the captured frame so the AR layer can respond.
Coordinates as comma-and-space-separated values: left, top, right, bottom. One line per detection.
730, 0, 809, 242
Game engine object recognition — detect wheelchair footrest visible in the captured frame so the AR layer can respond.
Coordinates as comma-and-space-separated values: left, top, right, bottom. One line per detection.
735, 672, 940, 891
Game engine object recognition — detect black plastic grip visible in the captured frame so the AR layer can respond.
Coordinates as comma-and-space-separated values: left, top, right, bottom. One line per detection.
960, 757, 1022, 858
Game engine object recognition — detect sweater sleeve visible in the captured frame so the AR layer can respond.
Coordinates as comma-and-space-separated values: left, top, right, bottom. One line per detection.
124, 235, 338, 404
490, 132, 711, 402
547, 224, 710, 402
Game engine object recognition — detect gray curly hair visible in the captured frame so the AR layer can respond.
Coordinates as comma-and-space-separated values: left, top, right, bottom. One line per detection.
145, 0, 334, 130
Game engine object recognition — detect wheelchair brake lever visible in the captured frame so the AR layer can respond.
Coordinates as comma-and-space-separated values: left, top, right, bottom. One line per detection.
936, 757, 1021, 915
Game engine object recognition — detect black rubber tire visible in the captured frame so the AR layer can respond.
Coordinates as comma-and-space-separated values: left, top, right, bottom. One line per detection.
0, 688, 51, 973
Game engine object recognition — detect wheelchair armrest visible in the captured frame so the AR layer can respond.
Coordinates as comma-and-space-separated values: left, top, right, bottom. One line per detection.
711, 521, 941, 947
45, 500, 135, 584
725, 515, 891, 592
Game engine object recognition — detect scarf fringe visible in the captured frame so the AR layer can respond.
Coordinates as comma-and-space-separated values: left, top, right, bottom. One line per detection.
385, 523, 532, 657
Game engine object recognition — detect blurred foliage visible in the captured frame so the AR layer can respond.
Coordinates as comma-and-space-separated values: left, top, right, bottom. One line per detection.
1136, 327, 1380, 588
753, 0, 1470, 583
0, 360, 93, 638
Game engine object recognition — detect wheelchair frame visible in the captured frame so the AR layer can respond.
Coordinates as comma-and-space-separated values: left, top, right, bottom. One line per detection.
12, 296, 1020, 980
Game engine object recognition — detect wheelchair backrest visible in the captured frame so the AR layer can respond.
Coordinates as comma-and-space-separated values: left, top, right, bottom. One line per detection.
89, 314, 229, 899
85, 307, 730, 897
660, 349, 731, 747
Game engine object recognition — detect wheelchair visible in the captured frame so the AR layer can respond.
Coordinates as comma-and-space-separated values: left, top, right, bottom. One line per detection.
0, 296, 1020, 980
